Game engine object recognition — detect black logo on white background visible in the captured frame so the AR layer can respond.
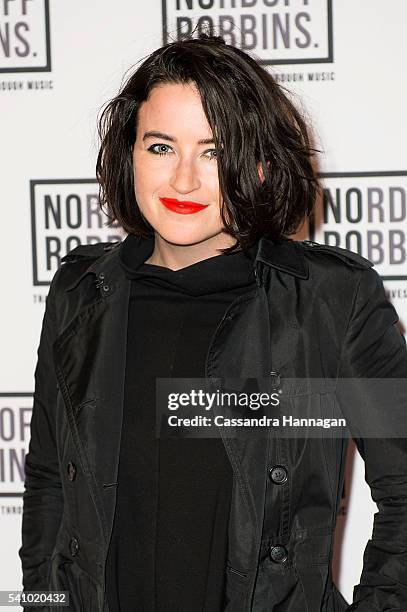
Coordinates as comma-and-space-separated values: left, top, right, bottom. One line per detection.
0, 393, 32, 496
163, 0, 333, 65
0, 0, 51, 73
31, 179, 123, 286
311, 171, 407, 281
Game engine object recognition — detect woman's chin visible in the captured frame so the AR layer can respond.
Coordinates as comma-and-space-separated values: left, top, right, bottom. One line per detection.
154, 224, 220, 248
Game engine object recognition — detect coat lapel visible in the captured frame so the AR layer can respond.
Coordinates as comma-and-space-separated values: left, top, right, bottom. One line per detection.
53, 249, 131, 537
203, 257, 305, 575
205, 282, 274, 572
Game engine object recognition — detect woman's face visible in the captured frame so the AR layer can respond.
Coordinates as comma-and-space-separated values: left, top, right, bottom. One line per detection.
132, 81, 235, 250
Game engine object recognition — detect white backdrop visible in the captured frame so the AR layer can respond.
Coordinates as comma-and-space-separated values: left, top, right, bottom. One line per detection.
1, 0, 406, 608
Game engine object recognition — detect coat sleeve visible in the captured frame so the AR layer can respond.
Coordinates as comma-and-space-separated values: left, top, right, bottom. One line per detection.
337, 266, 407, 611
19, 267, 64, 593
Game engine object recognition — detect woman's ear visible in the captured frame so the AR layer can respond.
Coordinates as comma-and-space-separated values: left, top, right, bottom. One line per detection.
257, 160, 270, 183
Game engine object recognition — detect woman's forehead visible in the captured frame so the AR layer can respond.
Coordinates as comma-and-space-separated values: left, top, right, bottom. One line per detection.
137, 83, 214, 140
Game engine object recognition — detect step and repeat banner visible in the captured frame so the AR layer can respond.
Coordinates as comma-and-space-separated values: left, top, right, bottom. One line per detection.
1, 0, 406, 607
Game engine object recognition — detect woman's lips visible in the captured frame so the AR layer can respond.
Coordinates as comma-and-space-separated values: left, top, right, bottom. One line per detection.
159, 197, 208, 215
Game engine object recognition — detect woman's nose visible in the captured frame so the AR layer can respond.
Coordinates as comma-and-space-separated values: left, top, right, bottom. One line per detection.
169, 158, 201, 193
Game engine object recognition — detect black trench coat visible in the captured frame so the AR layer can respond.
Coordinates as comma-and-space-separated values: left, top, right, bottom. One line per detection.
20, 235, 407, 611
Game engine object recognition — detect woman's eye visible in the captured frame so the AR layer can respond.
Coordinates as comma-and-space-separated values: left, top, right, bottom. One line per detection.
147, 143, 217, 160
205, 149, 218, 161
148, 143, 172, 156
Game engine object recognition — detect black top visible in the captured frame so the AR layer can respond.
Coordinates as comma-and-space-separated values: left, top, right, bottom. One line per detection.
105, 233, 258, 612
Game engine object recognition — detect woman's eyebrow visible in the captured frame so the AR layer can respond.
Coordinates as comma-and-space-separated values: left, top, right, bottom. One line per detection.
142, 130, 215, 145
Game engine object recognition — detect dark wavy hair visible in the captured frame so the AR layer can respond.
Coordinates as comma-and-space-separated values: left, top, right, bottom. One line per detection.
96, 32, 320, 253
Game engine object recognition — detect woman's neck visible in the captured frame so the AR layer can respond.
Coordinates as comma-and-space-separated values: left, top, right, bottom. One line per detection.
145, 232, 238, 271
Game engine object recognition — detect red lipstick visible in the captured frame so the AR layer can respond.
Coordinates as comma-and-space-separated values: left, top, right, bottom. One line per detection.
159, 197, 208, 214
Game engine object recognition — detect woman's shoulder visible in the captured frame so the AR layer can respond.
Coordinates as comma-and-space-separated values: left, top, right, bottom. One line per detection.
291, 240, 383, 304
290, 239, 379, 288
48, 240, 122, 297
293, 239, 373, 271
60, 240, 121, 264
264, 237, 375, 288
262, 236, 373, 275
291, 241, 391, 324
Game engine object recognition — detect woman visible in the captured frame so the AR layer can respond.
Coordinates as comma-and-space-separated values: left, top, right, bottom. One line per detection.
20, 33, 407, 611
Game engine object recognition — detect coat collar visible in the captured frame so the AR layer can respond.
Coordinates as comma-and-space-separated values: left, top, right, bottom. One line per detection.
64, 235, 309, 293
255, 236, 308, 280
